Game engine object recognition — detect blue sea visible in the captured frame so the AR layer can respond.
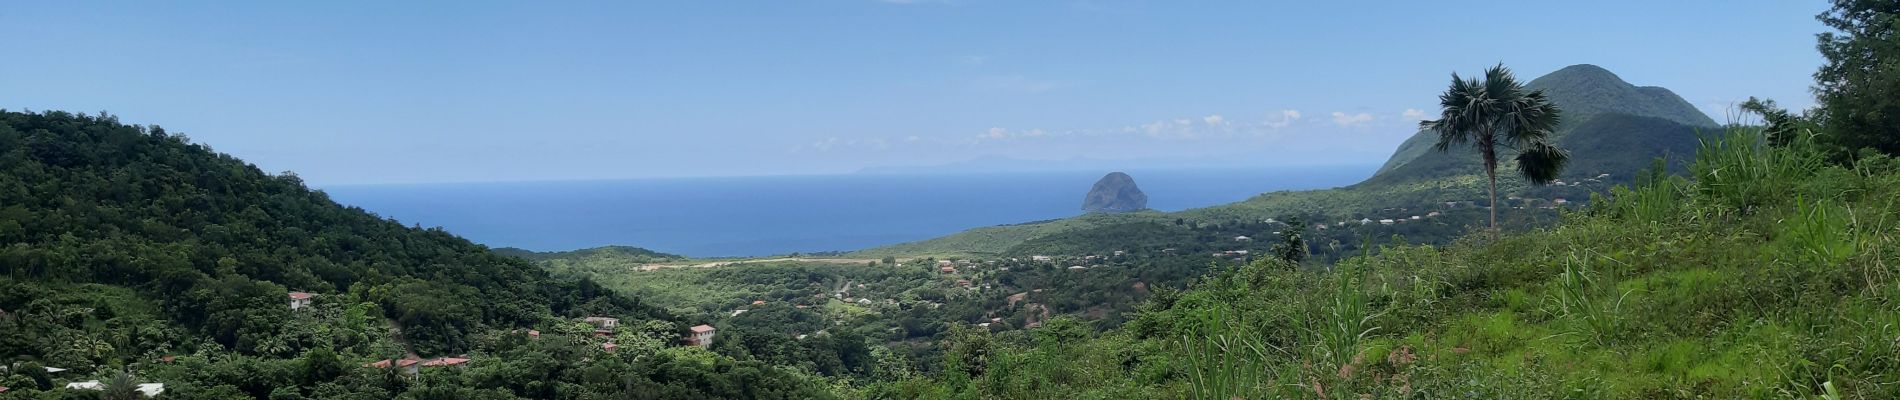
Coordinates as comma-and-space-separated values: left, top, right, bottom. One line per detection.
320, 166, 1376, 257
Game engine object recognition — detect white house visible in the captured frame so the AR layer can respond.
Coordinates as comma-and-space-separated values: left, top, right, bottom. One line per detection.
288, 292, 314, 310
1359, 218, 1374, 225
686, 325, 717, 346
1379, 219, 1395, 225
1234, 236, 1252, 242
64, 381, 165, 397
1031, 255, 1052, 262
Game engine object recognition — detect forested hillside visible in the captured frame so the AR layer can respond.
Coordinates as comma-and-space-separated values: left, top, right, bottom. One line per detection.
0, 110, 829, 398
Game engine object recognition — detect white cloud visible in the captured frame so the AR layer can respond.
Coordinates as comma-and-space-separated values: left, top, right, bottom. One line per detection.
1023, 129, 1047, 137
1330, 112, 1374, 127
957, 55, 989, 66
1264, 109, 1302, 129
1202, 114, 1226, 125
1401, 108, 1430, 121
978, 127, 1009, 140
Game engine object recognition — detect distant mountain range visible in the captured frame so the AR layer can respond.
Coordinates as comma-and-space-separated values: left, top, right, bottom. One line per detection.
855, 64, 1722, 257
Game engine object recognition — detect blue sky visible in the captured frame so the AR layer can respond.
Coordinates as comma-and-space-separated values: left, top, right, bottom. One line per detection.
1, 1, 1829, 184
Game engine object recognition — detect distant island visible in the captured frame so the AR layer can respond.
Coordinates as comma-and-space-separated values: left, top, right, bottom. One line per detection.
1081, 172, 1148, 213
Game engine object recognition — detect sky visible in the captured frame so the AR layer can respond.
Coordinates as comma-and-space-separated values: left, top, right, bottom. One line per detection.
0, 1, 1831, 185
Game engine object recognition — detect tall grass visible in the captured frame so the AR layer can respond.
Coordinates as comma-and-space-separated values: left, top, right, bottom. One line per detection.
1693, 126, 1826, 214
1545, 254, 1629, 346
1177, 322, 1277, 400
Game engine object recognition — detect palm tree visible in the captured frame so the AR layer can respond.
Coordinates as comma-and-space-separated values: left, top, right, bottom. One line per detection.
1420, 64, 1568, 231
101, 369, 140, 400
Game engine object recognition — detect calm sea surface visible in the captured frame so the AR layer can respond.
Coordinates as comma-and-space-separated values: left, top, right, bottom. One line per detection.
321, 166, 1375, 257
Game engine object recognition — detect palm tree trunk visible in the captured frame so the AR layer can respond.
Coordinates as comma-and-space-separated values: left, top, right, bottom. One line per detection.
1486, 167, 1498, 232
1483, 147, 1498, 232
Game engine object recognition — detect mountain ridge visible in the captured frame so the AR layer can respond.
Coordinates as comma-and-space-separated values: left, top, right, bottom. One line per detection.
856, 64, 1718, 258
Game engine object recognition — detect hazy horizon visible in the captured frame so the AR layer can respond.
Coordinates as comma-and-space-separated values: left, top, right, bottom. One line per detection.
1, 1, 1828, 185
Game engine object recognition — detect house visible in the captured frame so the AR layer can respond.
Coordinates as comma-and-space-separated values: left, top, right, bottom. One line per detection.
136, 384, 163, 397
856, 298, 872, 305
1553, 198, 1569, 204
686, 325, 717, 346
601, 343, 618, 353
366, 359, 421, 374
1379, 219, 1395, 225
1315, 224, 1329, 231
583, 317, 619, 329
1031, 255, 1052, 262
288, 292, 314, 310
528, 330, 540, 339
730, 309, 748, 317
938, 266, 957, 274
64, 381, 164, 397
937, 260, 955, 267
955, 279, 971, 287
1359, 218, 1374, 225
1410, 216, 1422, 220
1234, 236, 1252, 242
422, 357, 471, 368
751, 300, 766, 305
1068, 266, 1087, 271
1112, 250, 1127, 256
1427, 212, 1441, 217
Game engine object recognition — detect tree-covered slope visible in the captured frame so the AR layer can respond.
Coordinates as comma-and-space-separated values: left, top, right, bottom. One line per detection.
0, 110, 830, 399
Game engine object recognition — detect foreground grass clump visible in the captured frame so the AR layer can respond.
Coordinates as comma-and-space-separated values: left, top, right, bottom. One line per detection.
872, 127, 1900, 399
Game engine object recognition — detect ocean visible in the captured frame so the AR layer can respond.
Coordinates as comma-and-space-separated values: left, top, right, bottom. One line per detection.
319, 166, 1376, 257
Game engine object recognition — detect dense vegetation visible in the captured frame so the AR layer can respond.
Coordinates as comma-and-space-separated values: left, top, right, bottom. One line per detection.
0, 110, 829, 398
867, 124, 1900, 398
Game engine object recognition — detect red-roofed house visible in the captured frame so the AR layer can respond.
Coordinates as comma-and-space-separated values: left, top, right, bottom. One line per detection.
938, 266, 956, 274
685, 324, 716, 347
288, 292, 314, 310
751, 300, 766, 305
602, 342, 618, 353
422, 357, 471, 368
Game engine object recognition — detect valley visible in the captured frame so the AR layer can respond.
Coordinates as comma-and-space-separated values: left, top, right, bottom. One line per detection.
3, 2, 1894, 399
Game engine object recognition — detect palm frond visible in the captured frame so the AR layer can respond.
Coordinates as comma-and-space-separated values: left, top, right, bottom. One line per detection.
1516, 140, 1569, 184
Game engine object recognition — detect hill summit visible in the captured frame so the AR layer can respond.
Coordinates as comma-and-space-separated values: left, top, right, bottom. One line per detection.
1082, 172, 1148, 213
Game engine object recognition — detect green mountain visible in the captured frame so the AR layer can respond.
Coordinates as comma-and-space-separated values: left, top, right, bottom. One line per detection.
1373, 64, 1717, 177
856, 64, 1718, 258
0, 110, 829, 398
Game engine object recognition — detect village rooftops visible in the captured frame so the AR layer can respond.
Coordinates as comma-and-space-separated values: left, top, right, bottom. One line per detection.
288, 292, 314, 300
422, 357, 471, 367
690, 324, 716, 333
